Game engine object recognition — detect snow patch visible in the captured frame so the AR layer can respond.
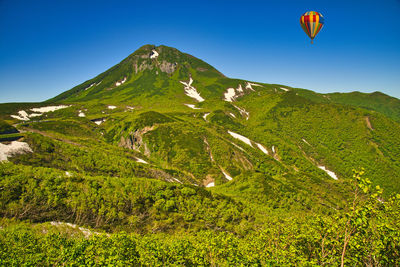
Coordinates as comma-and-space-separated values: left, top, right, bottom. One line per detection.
93, 118, 106, 125
228, 130, 253, 147
224, 84, 253, 102
50, 222, 105, 238
318, 166, 338, 180
280, 87, 290, 92
224, 88, 237, 102
221, 169, 233, 181
184, 104, 201, 110
135, 157, 148, 164
245, 82, 262, 91
206, 182, 215, 187
30, 105, 69, 113
180, 78, 205, 102
29, 113, 42, 118
229, 112, 236, 118
84, 83, 96, 91
107, 105, 117, 110
12, 105, 70, 120
256, 143, 269, 155
203, 113, 210, 121
302, 139, 311, 146
126, 106, 134, 110
150, 49, 159, 59
78, 111, 85, 117
0, 141, 33, 161
230, 142, 245, 152
115, 77, 127, 87
172, 178, 182, 184
11, 110, 29, 121
272, 146, 276, 153
233, 105, 249, 120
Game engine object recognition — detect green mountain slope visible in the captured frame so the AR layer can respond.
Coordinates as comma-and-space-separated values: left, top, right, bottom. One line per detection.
2, 44, 400, 265
294, 88, 400, 123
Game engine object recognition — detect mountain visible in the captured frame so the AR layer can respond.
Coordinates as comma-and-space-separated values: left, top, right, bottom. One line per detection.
1, 44, 400, 265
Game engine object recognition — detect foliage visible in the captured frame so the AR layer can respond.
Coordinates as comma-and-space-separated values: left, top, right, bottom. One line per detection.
2, 44, 400, 265
1, 170, 399, 266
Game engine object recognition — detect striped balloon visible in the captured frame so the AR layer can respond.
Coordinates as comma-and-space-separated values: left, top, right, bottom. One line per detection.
300, 11, 324, 43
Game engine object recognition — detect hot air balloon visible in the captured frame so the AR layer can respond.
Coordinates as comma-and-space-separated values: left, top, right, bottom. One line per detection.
300, 11, 324, 43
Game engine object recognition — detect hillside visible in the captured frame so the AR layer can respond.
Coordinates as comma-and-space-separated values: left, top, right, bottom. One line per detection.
1, 44, 400, 265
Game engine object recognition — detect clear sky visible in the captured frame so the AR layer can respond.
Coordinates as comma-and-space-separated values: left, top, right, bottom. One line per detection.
1, 0, 399, 103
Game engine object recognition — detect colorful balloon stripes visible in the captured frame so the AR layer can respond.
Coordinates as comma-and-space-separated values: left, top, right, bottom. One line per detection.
300, 11, 324, 43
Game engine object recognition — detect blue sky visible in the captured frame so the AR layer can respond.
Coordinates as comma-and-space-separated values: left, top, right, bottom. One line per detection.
0, 0, 399, 103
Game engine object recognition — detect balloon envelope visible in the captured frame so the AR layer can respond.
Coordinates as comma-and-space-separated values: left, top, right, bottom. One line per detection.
300, 11, 324, 43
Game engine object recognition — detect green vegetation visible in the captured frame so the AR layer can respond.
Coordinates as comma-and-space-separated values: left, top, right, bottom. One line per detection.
1, 170, 399, 266
1, 44, 400, 264
0, 120, 18, 134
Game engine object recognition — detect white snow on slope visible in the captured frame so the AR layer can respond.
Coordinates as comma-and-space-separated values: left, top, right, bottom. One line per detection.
94, 119, 105, 125
206, 182, 215, 187
50, 222, 105, 238
78, 111, 85, 117
245, 82, 262, 91
115, 77, 127, 87
31, 105, 69, 113
184, 104, 201, 110
150, 49, 159, 59
233, 105, 249, 120
221, 169, 233, 181
256, 143, 269, 155
180, 78, 205, 102
11, 110, 29, 121
84, 83, 96, 91
135, 157, 148, 164
11, 106, 70, 121
229, 112, 236, 118
228, 130, 253, 147
302, 139, 311, 146
126, 106, 135, 110
108, 105, 117, 110
172, 178, 182, 184
280, 87, 290, 92
230, 142, 245, 152
29, 113, 42, 118
272, 146, 276, 153
203, 113, 210, 121
0, 141, 32, 161
224, 88, 237, 102
224, 83, 256, 102
318, 166, 338, 180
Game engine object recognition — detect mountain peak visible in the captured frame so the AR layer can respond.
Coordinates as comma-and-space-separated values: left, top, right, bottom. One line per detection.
49, 44, 225, 102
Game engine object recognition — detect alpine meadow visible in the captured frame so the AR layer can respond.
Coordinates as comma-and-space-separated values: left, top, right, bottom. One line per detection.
1, 44, 400, 266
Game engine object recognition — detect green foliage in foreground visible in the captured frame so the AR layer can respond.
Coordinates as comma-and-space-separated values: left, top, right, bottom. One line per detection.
0, 120, 18, 135
1, 169, 399, 266
0, 162, 253, 234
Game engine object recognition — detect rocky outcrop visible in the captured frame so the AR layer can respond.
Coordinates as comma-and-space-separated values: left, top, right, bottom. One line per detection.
119, 126, 154, 154
135, 61, 154, 73
159, 61, 178, 74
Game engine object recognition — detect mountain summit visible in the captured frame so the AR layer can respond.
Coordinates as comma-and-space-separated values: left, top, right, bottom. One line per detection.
49, 45, 225, 103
